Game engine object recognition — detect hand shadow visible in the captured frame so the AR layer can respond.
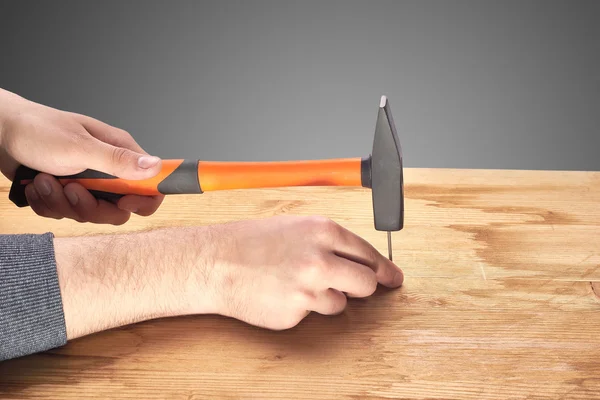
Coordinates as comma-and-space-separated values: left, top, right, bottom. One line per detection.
0, 284, 412, 397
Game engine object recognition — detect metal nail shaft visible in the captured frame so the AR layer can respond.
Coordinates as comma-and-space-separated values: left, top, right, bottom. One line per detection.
387, 231, 393, 261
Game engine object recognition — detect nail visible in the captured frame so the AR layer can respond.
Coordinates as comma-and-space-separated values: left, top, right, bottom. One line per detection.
37, 180, 52, 196
137, 156, 160, 169
26, 186, 39, 201
65, 191, 79, 206
120, 204, 138, 213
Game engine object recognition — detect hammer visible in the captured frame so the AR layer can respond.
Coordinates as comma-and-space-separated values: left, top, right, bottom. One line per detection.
9, 95, 404, 260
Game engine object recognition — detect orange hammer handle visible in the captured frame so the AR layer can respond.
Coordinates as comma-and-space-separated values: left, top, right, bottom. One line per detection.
198, 158, 363, 191
9, 158, 370, 207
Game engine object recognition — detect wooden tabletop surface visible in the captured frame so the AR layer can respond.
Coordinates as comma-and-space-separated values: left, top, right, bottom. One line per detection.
1, 168, 599, 399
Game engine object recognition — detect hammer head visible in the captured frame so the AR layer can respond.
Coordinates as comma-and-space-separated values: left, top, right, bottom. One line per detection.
363, 95, 404, 232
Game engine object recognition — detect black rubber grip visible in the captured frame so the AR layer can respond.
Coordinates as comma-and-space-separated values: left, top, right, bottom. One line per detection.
9, 160, 202, 208
9, 165, 122, 207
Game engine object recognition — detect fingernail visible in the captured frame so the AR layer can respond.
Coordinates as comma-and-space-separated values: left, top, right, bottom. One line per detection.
137, 156, 160, 169
393, 272, 404, 287
120, 204, 138, 213
65, 191, 79, 206
26, 186, 39, 201
37, 180, 52, 196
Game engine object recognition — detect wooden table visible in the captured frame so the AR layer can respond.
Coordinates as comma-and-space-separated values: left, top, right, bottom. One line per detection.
1, 168, 599, 399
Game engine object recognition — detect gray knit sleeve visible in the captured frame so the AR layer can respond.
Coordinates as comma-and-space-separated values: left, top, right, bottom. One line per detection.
0, 233, 67, 361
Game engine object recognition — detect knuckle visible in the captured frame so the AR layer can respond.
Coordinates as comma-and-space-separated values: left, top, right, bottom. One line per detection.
70, 128, 91, 146
135, 209, 153, 217
71, 207, 92, 223
29, 202, 59, 220
307, 215, 331, 225
314, 215, 337, 230
75, 132, 97, 156
304, 216, 340, 242
322, 301, 337, 315
111, 215, 131, 226
332, 296, 348, 314
365, 276, 378, 296
270, 321, 292, 331
28, 202, 45, 216
299, 262, 323, 283
31, 207, 46, 217
280, 312, 305, 330
115, 127, 132, 139
365, 246, 380, 267
321, 292, 347, 315
292, 290, 316, 308
135, 202, 160, 217
299, 254, 329, 282
111, 146, 132, 165
356, 271, 377, 297
226, 294, 248, 321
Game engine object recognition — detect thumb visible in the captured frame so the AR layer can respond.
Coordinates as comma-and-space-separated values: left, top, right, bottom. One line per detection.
85, 139, 163, 180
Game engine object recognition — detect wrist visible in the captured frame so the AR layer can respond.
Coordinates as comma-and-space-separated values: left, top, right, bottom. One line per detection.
0, 88, 26, 149
53, 226, 220, 340
0, 89, 7, 147
152, 225, 222, 317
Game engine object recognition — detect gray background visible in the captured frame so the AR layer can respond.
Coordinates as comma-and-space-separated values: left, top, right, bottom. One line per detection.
1, 0, 599, 171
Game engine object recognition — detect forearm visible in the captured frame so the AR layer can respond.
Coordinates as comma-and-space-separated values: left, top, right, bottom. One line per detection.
54, 226, 219, 340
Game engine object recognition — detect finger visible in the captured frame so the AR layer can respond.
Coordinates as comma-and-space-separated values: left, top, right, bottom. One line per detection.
117, 194, 165, 216
72, 113, 147, 154
32, 174, 81, 221
322, 253, 378, 298
25, 184, 63, 219
311, 288, 348, 316
63, 183, 131, 225
69, 113, 161, 180
73, 114, 165, 215
81, 137, 162, 180
332, 226, 404, 288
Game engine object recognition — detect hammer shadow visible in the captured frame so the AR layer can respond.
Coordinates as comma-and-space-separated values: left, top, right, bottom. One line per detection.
0, 285, 409, 396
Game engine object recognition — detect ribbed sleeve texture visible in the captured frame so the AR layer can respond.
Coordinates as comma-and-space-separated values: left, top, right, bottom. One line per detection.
0, 233, 67, 361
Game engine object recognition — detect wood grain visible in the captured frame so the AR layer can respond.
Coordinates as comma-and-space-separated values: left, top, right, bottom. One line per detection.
1, 168, 599, 399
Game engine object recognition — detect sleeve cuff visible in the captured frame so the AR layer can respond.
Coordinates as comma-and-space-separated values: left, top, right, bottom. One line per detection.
0, 232, 67, 361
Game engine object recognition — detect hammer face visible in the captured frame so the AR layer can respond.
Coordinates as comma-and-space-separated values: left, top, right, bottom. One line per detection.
371, 96, 404, 232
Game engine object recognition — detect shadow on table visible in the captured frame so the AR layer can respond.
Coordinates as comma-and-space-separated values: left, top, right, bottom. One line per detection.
0, 284, 412, 396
